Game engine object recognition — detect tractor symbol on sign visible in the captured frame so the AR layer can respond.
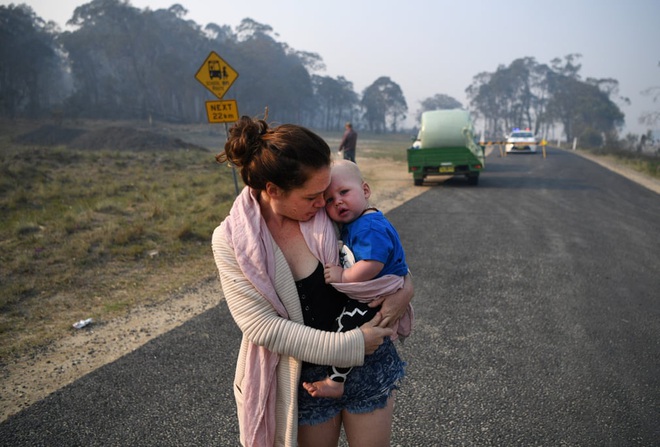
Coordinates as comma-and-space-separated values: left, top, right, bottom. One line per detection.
208, 61, 228, 80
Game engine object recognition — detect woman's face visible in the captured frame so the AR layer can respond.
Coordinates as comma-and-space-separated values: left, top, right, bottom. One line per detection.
270, 166, 331, 222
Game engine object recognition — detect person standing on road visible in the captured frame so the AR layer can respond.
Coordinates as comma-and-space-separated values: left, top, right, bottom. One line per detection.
338, 122, 358, 163
212, 116, 413, 447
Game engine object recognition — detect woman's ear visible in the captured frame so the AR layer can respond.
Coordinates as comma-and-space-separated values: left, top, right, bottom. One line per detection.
265, 181, 282, 198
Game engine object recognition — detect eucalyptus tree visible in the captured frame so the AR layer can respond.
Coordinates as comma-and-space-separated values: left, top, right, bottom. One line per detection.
60, 0, 145, 118
546, 54, 624, 144
0, 4, 67, 118
466, 57, 548, 137
312, 75, 359, 131
361, 76, 407, 133
147, 5, 211, 122
546, 74, 624, 145
467, 54, 624, 142
60, 0, 209, 121
639, 61, 660, 129
222, 18, 316, 125
465, 71, 502, 137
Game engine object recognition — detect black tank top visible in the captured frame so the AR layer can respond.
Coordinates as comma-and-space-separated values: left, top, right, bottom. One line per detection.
295, 262, 348, 331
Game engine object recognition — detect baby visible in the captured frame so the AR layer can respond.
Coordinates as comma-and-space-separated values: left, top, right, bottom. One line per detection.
303, 160, 410, 398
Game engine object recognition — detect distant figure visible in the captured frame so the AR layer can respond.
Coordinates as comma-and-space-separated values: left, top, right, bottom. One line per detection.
338, 122, 358, 163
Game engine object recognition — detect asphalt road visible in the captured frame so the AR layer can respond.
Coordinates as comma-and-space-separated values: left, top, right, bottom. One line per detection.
1, 147, 659, 446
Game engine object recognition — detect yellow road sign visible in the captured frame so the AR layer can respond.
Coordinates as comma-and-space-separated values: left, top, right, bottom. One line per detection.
205, 100, 239, 123
195, 51, 238, 99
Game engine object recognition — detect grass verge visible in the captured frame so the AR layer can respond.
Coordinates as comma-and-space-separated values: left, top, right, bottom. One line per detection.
0, 128, 236, 359
578, 146, 660, 180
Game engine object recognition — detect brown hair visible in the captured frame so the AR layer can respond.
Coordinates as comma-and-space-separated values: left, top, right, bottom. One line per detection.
216, 116, 331, 191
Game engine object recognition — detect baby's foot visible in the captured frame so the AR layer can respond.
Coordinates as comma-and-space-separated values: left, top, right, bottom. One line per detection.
302, 377, 345, 399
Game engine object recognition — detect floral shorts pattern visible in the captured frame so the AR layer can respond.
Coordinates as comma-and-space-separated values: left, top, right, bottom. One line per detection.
298, 337, 406, 426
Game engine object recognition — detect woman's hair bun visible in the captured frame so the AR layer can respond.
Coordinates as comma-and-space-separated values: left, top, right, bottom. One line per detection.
218, 116, 270, 166
215, 115, 330, 191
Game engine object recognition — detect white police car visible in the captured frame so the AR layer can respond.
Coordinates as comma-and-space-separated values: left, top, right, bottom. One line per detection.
506, 129, 537, 153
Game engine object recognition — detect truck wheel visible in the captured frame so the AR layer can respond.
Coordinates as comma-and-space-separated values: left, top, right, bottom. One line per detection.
467, 174, 479, 185
414, 178, 424, 186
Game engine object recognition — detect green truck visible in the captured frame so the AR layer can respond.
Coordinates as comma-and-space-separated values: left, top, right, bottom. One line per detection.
407, 109, 485, 186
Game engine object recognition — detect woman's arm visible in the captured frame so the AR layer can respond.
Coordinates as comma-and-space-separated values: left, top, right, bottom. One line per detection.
368, 273, 414, 329
213, 233, 389, 366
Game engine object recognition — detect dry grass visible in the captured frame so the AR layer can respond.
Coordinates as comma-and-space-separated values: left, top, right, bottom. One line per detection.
574, 145, 660, 180
0, 122, 238, 359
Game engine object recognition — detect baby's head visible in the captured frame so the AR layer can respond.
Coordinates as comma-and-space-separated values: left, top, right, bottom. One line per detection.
324, 160, 371, 224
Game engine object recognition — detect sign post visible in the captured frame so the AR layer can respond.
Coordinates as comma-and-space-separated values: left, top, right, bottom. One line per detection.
541, 139, 548, 159
195, 51, 240, 195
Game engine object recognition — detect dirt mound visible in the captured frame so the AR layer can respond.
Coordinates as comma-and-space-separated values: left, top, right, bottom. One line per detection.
13, 125, 86, 146
69, 126, 207, 152
14, 125, 208, 152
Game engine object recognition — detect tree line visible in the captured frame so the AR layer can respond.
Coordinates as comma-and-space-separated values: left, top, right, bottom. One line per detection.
0, 1, 631, 144
466, 54, 629, 145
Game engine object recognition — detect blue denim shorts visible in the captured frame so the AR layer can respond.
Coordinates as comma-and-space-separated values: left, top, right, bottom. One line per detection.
298, 337, 406, 426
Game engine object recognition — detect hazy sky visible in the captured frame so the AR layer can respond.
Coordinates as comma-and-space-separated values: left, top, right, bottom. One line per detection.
6, 0, 660, 134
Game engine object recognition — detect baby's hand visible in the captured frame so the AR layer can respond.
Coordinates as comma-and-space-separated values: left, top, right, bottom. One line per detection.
324, 264, 343, 284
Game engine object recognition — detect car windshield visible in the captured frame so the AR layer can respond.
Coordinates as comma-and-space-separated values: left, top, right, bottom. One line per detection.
511, 132, 533, 138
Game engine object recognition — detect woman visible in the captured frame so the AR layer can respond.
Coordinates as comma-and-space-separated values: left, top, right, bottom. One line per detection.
212, 116, 413, 447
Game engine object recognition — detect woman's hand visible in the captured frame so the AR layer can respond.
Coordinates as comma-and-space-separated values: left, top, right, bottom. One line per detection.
368, 274, 414, 328
359, 313, 394, 355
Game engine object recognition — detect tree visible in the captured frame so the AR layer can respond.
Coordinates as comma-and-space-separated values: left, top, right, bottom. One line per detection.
416, 94, 462, 122
361, 76, 407, 133
546, 74, 624, 143
639, 61, 660, 129
224, 18, 316, 125
141, 5, 209, 121
465, 71, 501, 137
60, 0, 210, 121
467, 54, 624, 143
0, 4, 68, 118
312, 75, 358, 131
2, 3, 354, 126
546, 56, 624, 143
466, 57, 549, 137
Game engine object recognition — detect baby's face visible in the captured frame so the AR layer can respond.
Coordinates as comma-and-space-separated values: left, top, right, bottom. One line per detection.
324, 168, 370, 224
